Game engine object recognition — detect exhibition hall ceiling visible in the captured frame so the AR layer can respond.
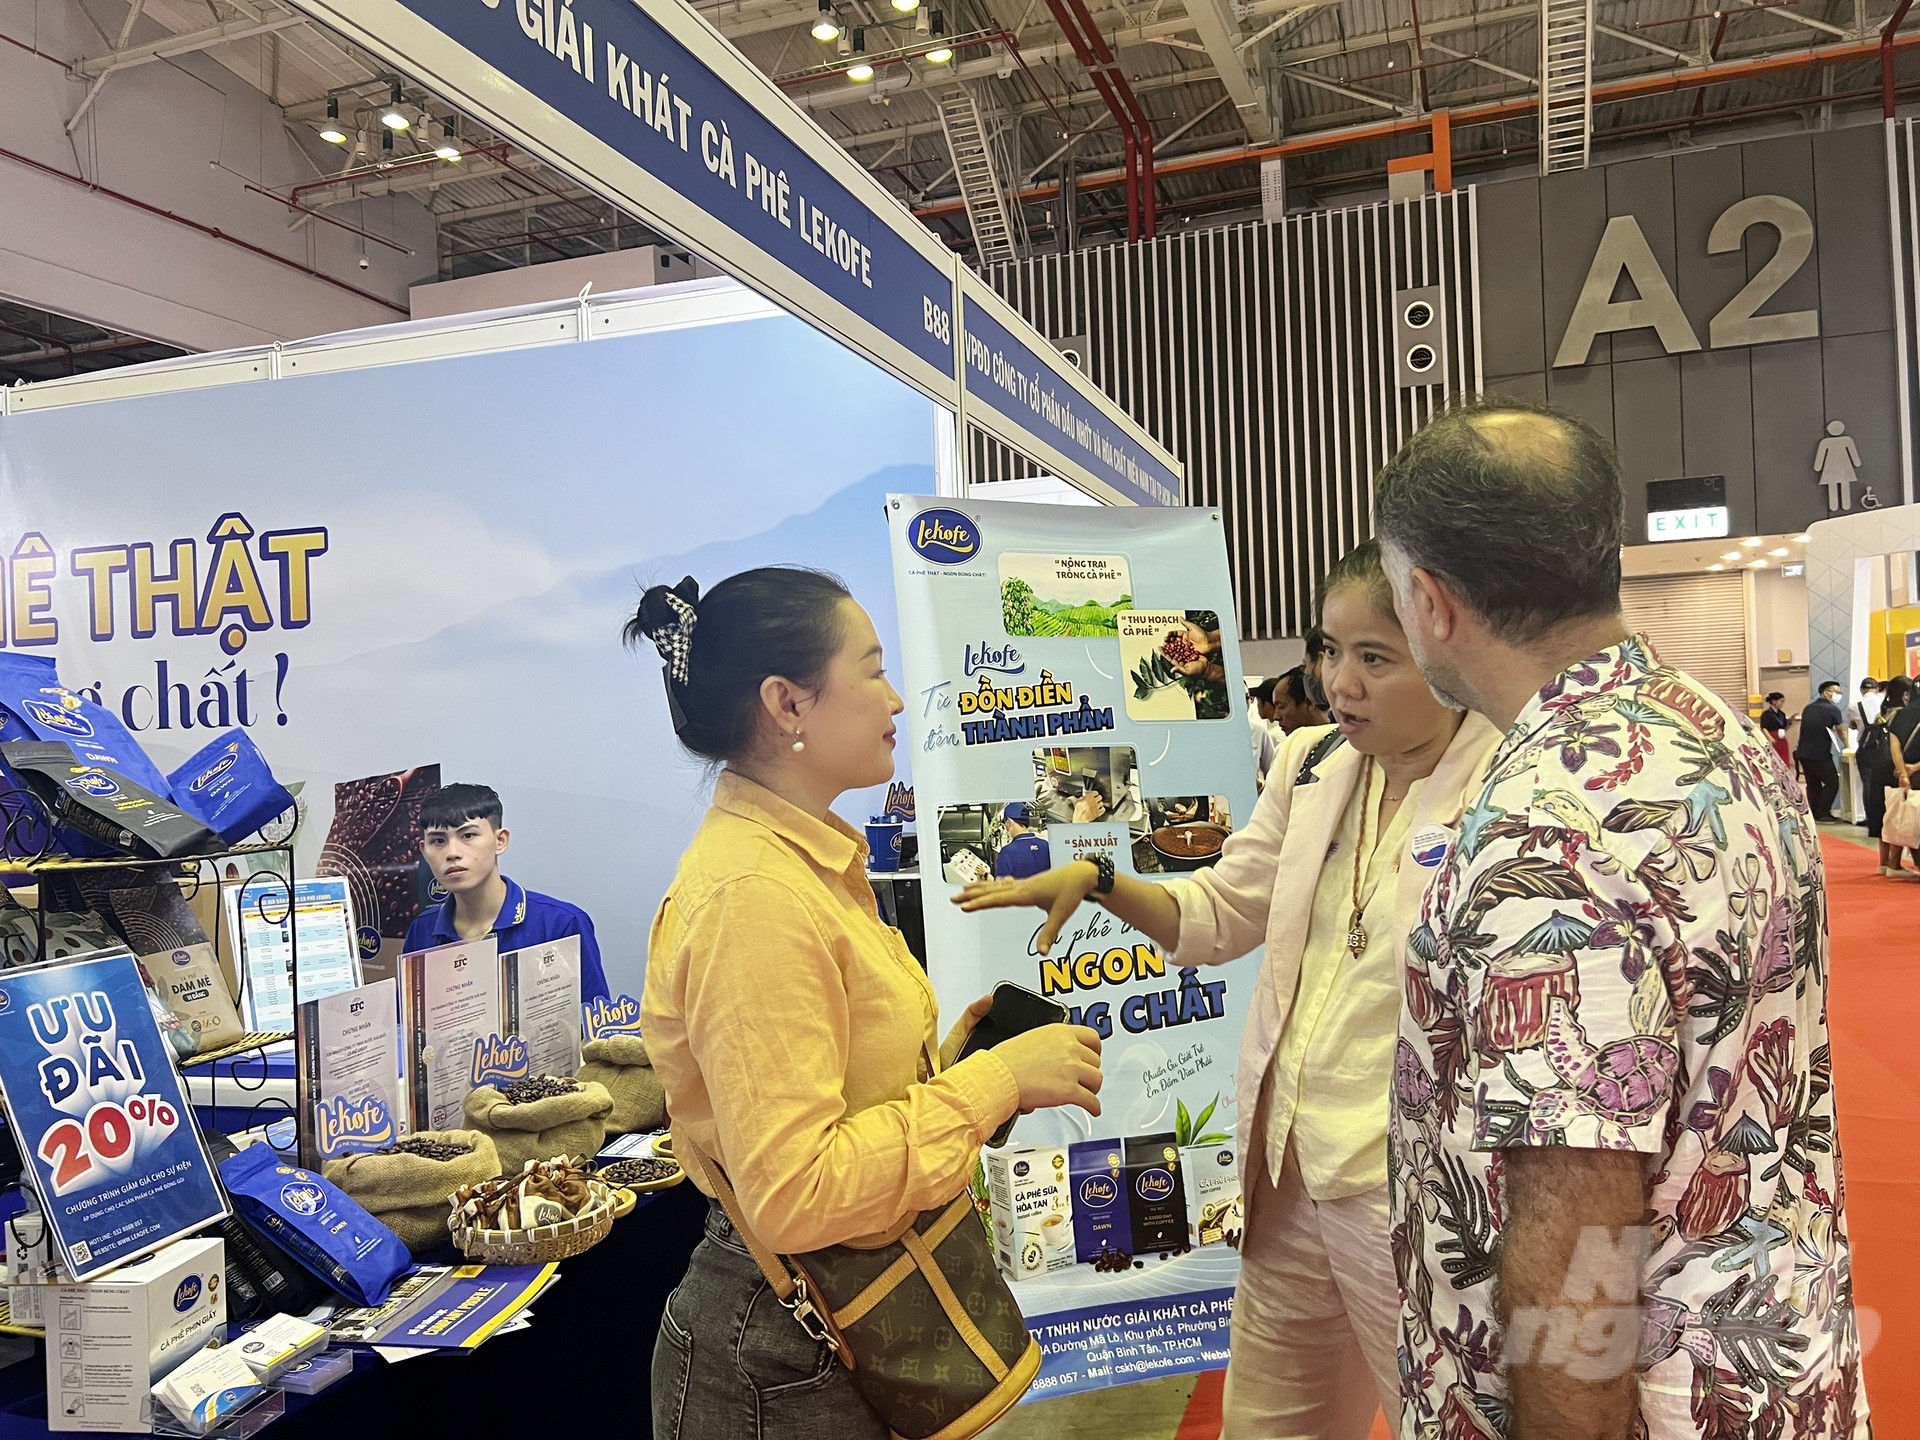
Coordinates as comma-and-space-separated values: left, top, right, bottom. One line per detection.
49, 0, 1914, 277
0, 300, 183, 385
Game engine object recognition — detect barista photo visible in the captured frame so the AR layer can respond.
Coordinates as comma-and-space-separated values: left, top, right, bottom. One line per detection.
936, 800, 1053, 885
1028, 746, 1143, 827
403, 783, 610, 1001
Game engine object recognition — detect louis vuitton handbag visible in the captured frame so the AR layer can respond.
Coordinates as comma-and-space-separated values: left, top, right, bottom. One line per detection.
678, 1135, 1041, 1440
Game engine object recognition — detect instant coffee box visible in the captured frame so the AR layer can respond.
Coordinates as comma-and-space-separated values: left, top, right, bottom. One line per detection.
1181, 1142, 1243, 1247
983, 1146, 1074, 1281
1125, 1133, 1187, 1254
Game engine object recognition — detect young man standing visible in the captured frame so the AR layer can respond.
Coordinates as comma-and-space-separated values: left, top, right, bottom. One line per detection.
404, 783, 610, 1001
1796, 681, 1849, 822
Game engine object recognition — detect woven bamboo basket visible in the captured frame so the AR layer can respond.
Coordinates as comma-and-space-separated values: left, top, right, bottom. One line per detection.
448, 1179, 635, 1264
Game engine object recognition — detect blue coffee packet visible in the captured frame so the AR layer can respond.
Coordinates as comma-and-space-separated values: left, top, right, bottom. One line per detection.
0, 654, 172, 799
219, 1144, 411, 1306
169, 730, 294, 843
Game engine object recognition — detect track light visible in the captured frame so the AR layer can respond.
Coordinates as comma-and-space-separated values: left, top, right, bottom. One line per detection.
320, 95, 346, 144
847, 61, 874, 80
435, 118, 461, 161
381, 82, 410, 130
915, 4, 930, 30
836, 27, 851, 54
812, 0, 840, 40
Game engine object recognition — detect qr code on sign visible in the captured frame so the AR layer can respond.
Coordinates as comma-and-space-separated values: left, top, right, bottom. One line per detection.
68, 1242, 90, 1265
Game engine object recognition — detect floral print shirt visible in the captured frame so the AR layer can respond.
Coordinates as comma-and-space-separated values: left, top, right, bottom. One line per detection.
1392, 637, 1868, 1439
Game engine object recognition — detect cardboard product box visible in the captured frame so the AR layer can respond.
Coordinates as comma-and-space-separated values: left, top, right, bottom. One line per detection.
1180, 1142, 1243, 1248
44, 1237, 226, 1433
982, 1146, 1074, 1280
5, 1205, 66, 1328
1067, 1140, 1128, 1263
1124, 1134, 1188, 1255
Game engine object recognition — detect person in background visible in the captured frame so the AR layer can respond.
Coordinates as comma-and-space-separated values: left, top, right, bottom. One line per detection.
994, 801, 1052, 879
1853, 676, 1885, 734
1248, 678, 1281, 784
1271, 667, 1332, 734
1302, 627, 1331, 710
1875, 676, 1920, 878
631, 568, 1103, 1440
1859, 676, 1908, 848
1796, 680, 1849, 822
405, 782, 610, 1001
1758, 691, 1794, 769
956, 541, 1501, 1440
1376, 399, 1866, 1440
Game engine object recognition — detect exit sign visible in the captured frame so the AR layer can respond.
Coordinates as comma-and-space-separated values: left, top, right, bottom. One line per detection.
1647, 506, 1730, 541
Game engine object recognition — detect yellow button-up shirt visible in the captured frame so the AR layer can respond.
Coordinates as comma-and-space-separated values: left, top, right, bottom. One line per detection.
1260, 772, 1423, 1200
643, 772, 1020, 1254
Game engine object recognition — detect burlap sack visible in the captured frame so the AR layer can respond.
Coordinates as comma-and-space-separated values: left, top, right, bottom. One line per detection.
576, 1036, 666, 1137
323, 1130, 501, 1255
463, 1082, 613, 1172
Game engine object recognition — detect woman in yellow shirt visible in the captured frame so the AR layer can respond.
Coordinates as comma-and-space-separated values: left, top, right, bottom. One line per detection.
959, 542, 1500, 1440
630, 567, 1104, 1440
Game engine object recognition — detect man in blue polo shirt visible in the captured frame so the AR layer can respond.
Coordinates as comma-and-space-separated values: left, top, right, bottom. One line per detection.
402, 783, 610, 1001
994, 801, 1052, 879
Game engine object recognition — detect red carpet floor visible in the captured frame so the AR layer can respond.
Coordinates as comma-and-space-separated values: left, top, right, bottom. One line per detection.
1171, 833, 1914, 1440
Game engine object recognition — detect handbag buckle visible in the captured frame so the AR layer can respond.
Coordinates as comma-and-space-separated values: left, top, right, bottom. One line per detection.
784, 1275, 852, 1365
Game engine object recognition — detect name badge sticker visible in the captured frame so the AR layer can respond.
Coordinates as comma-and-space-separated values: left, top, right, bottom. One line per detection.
1409, 825, 1454, 869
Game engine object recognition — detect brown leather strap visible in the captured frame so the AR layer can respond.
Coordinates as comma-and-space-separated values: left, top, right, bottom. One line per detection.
676, 1133, 800, 1302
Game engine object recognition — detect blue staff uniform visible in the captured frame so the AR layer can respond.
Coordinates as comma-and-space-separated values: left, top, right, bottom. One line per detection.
995, 833, 1052, 879
403, 874, 609, 1001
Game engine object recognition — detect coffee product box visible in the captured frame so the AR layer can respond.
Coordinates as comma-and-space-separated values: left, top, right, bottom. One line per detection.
44, 1236, 226, 1432
1067, 1139, 1128, 1262
983, 1145, 1075, 1281
1125, 1133, 1187, 1254
1181, 1142, 1243, 1248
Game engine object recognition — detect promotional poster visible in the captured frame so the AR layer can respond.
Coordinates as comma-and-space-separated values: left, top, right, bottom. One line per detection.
0, 951, 227, 1279
889, 496, 1259, 1396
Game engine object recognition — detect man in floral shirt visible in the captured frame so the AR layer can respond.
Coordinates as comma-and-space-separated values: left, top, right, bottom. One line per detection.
1374, 403, 1868, 1439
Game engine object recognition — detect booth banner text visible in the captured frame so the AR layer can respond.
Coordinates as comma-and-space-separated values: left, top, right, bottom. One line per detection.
0, 951, 228, 1279
889, 496, 1258, 1397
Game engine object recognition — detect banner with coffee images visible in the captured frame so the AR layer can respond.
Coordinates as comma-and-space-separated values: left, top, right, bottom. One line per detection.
889, 496, 1260, 1398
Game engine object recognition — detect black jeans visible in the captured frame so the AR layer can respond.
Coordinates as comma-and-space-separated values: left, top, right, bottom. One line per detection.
653, 1204, 886, 1440
1800, 751, 1840, 820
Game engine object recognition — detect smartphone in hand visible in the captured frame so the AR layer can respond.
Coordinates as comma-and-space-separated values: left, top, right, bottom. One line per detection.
955, 982, 1069, 1147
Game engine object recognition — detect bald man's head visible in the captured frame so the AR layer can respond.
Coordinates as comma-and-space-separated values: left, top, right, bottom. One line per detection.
1373, 399, 1623, 645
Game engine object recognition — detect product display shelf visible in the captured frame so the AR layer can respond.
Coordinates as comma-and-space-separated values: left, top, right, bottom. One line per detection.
0, 788, 308, 1151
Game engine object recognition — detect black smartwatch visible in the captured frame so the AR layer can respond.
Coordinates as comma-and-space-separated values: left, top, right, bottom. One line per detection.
1087, 854, 1116, 895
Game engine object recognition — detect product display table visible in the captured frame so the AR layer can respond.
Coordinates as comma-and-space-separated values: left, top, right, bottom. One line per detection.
0, 1174, 710, 1437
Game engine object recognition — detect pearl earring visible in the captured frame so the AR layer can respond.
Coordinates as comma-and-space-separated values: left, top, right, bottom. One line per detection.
791, 731, 805, 753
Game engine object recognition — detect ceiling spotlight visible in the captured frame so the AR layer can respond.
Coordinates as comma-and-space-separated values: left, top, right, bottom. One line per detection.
382, 81, 410, 130
893, 0, 919, 11
1768, 547, 1789, 557
1707, 563, 1725, 572
847, 61, 875, 79
435, 118, 461, 161
853, 26, 866, 51
1791, 534, 1811, 543
1740, 536, 1763, 547
925, 44, 952, 61
837, 26, 852, 54
812, 0, 840, 41
320, 95, 346, 144
1749, 559, 1768, 569
1720, 552, 1742, 563
915, 4, 931, 31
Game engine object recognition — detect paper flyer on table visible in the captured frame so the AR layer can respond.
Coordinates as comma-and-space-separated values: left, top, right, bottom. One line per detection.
0, 950, 228, 1279
353, 1263, 558, 1350
888, 497, 1259, 1398
224, 876, 363, 1031
400, 938, 501, 1131
295, 977, 407, 1165
500, 937, 584, 1078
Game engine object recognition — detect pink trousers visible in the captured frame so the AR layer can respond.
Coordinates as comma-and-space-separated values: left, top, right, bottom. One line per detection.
1220, 1144, 1401, 1440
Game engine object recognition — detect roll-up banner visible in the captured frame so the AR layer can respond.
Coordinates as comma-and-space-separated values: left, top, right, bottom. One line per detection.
889, 495, 1257, 1397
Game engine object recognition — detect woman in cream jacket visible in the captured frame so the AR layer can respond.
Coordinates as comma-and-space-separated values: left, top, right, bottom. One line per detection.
958, 541, 1500, 1440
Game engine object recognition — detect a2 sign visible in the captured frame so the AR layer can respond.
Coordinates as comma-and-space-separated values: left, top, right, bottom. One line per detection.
1555, 194, 1818, 367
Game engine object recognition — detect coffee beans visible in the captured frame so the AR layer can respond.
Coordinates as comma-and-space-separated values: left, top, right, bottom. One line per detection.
377, 1137, 471, 1162
1090, 1247, 1133, 1273
594, 1158, 680, 1188
1161, 632, 1200, 666
501, 1075, 580, 1105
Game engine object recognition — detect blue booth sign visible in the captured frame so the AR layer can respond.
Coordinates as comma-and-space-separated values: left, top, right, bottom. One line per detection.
0, 952, 227, 1279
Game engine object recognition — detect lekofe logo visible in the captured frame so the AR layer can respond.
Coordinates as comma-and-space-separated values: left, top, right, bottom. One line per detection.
22, 699, 91, 739
189, 750, 238, 792
1078, 1175, 1118, 1209
280, 1182, 325, 1217
907, 508, 980, 566
173, 1277, 202, 1313
65, 769, 119, 799
1136, 1168, 1175, 1202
